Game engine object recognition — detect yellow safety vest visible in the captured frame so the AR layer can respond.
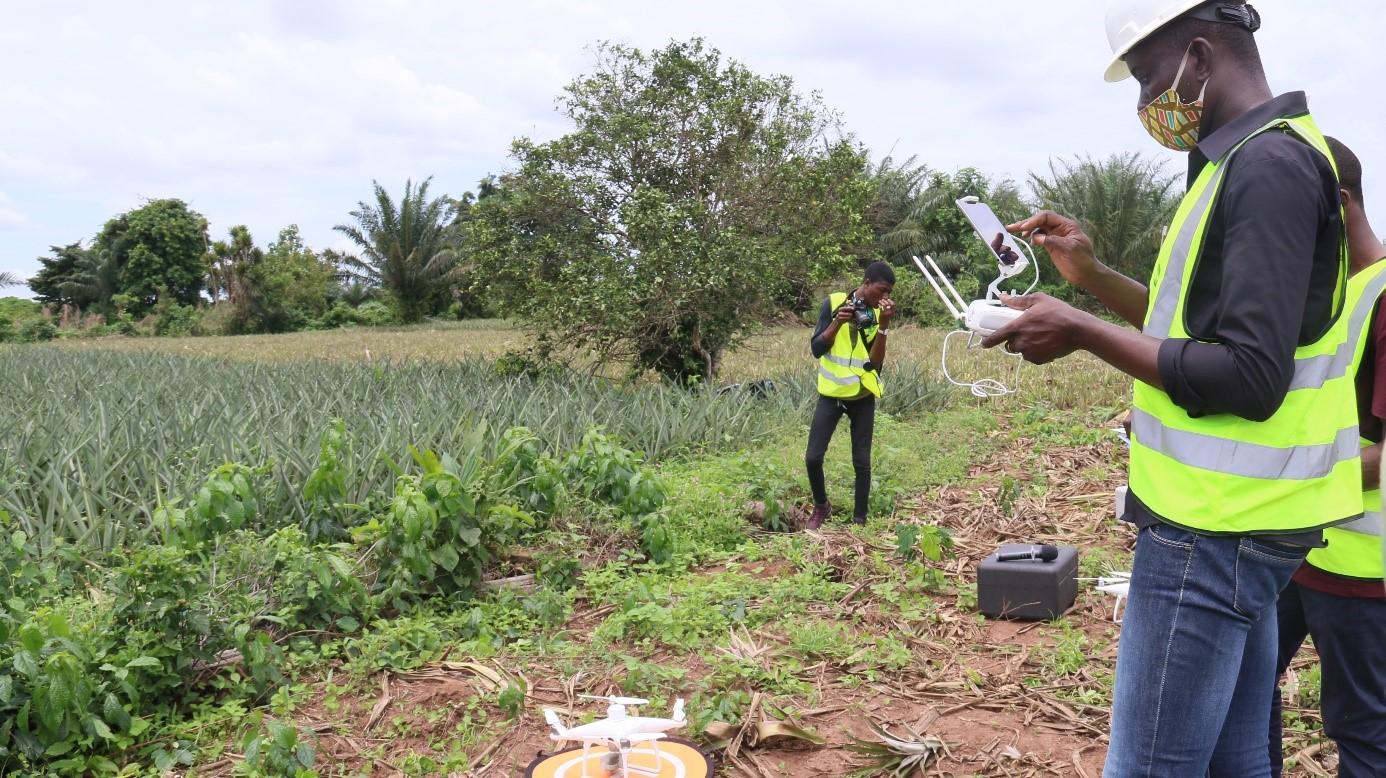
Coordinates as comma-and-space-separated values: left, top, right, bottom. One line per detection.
1130, 113, 1359, 534
817, 292, 883, 399
1305, 260, 1386, 580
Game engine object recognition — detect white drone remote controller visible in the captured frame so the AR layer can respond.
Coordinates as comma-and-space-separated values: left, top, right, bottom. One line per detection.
911, 197, 1040, 397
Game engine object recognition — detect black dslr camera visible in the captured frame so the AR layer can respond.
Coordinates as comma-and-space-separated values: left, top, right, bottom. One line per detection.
850, 294, 877, 329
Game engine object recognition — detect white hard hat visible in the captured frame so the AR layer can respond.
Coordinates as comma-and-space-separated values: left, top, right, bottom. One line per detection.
1103, 0, 1208, 82
1104, 1, 1262, 82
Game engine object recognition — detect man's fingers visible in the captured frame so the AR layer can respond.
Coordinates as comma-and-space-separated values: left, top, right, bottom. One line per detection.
980, 320, 1020, 350
1007, 211, 1054, 235
999, 294, 1039, 310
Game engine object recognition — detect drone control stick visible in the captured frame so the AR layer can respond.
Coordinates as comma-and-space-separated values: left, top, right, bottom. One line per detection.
996, 544, 1060, 563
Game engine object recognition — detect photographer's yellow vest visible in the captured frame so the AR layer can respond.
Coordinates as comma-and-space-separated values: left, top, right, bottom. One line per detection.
1305, 260, 1386, 580
817, 292, 883, 399
1130, 113, 1360, 534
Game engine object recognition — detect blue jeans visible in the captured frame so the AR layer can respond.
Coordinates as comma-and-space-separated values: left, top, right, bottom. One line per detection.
1270, 582, 1386, 777
1105, 523, 1307, 777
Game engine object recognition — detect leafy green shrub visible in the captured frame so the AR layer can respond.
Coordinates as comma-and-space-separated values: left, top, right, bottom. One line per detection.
354, 300, 396, 326
535, 551, 581, 591
358, 448, 532, 609
318, 302, 359, 329
0, 611, 150, 774
238, 714, 317, 777
19, 318, 57, 343
222, 527, 372, 635
490, 427, 565, 519
563, 429, 671, 561
302, 420, 356, 541
563, 429, 666, 517
0, 314, 13, 343
155, 464, 263, 548
491, 348, 567, 381
153, 302, 200, 337
741, 458, 797, 532
317, 300, 396, 329
105, 545, 217, 701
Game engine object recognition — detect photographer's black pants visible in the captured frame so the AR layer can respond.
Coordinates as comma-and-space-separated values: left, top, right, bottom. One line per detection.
805, 394, 875, 520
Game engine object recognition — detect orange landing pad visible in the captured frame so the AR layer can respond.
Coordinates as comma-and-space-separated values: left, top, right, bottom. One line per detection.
523, 737, 713, 778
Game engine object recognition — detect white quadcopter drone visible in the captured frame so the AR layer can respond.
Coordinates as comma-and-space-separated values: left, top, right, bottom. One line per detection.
913, 196, 1041, 397
1079, 571, 1132, 623
541, 694, 688, 778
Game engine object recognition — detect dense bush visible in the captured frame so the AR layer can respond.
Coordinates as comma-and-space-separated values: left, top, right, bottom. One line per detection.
19, 318, 57, 343
317, 300, 398, 329
152, 302, 200, 337
0, 416, 675, 772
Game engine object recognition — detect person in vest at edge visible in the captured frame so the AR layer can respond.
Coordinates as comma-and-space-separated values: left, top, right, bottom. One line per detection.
980, 1, 1357, 774
805, 261, 895, 529
1268, 137, 1386, 777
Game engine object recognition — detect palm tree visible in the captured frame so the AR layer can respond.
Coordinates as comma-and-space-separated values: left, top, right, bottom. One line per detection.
333, 178, 458, 322
0, 271, 21, 289
205, 225, 262, 304
57, 249, 122, 315
1029, 153, 1180, 283
879, 168, 1028, 270
866, 154, 931, 247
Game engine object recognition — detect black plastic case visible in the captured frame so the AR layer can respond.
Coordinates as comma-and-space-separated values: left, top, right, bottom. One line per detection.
977, 544, 1079, 621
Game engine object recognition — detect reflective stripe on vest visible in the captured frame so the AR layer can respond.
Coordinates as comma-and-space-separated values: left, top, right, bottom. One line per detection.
824, 354, 869, 370
1131, 409, 1358, 481
1289, 268, 1386, 391
1337, 511, 1384, 536
817, 366, 860, 386
1129, 112, 1359, 534
1144, 166, 1229, 337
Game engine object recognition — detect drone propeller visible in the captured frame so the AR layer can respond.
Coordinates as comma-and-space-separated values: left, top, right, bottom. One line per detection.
578, 693, 649, 706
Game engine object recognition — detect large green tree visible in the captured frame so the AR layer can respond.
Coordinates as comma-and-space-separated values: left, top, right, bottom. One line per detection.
466, 39, 874, 382
236, 226, 335, 333
1029, 153, 1179, 289
93, 199, 210, 312
334, 178, 458, 323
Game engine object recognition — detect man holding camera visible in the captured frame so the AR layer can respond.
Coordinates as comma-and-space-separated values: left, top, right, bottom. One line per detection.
805, 261, 896, 529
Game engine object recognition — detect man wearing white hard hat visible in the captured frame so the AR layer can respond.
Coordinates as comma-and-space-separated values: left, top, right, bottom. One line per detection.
980, 1, 1356, 775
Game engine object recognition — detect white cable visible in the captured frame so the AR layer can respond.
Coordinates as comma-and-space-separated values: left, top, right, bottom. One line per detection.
940, 330, 1022, 398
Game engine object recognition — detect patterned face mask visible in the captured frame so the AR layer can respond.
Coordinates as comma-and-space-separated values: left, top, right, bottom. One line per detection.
1138, 47, 1209, 152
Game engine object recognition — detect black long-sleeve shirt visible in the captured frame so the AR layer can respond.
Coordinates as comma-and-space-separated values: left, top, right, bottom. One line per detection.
1155, 92, 1343, 421
1129, 92, 1344, 543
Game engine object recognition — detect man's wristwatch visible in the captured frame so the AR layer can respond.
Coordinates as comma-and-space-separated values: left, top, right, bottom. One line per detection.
877, 329, 890, 336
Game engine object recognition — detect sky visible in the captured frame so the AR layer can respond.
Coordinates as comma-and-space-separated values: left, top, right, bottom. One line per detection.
2, 0, 1383, 293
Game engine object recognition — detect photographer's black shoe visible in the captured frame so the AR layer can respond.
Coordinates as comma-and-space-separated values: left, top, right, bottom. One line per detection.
806, 502, 830, 530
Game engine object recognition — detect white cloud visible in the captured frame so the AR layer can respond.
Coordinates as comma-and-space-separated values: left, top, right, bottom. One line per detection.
0, 0, 1382, 283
